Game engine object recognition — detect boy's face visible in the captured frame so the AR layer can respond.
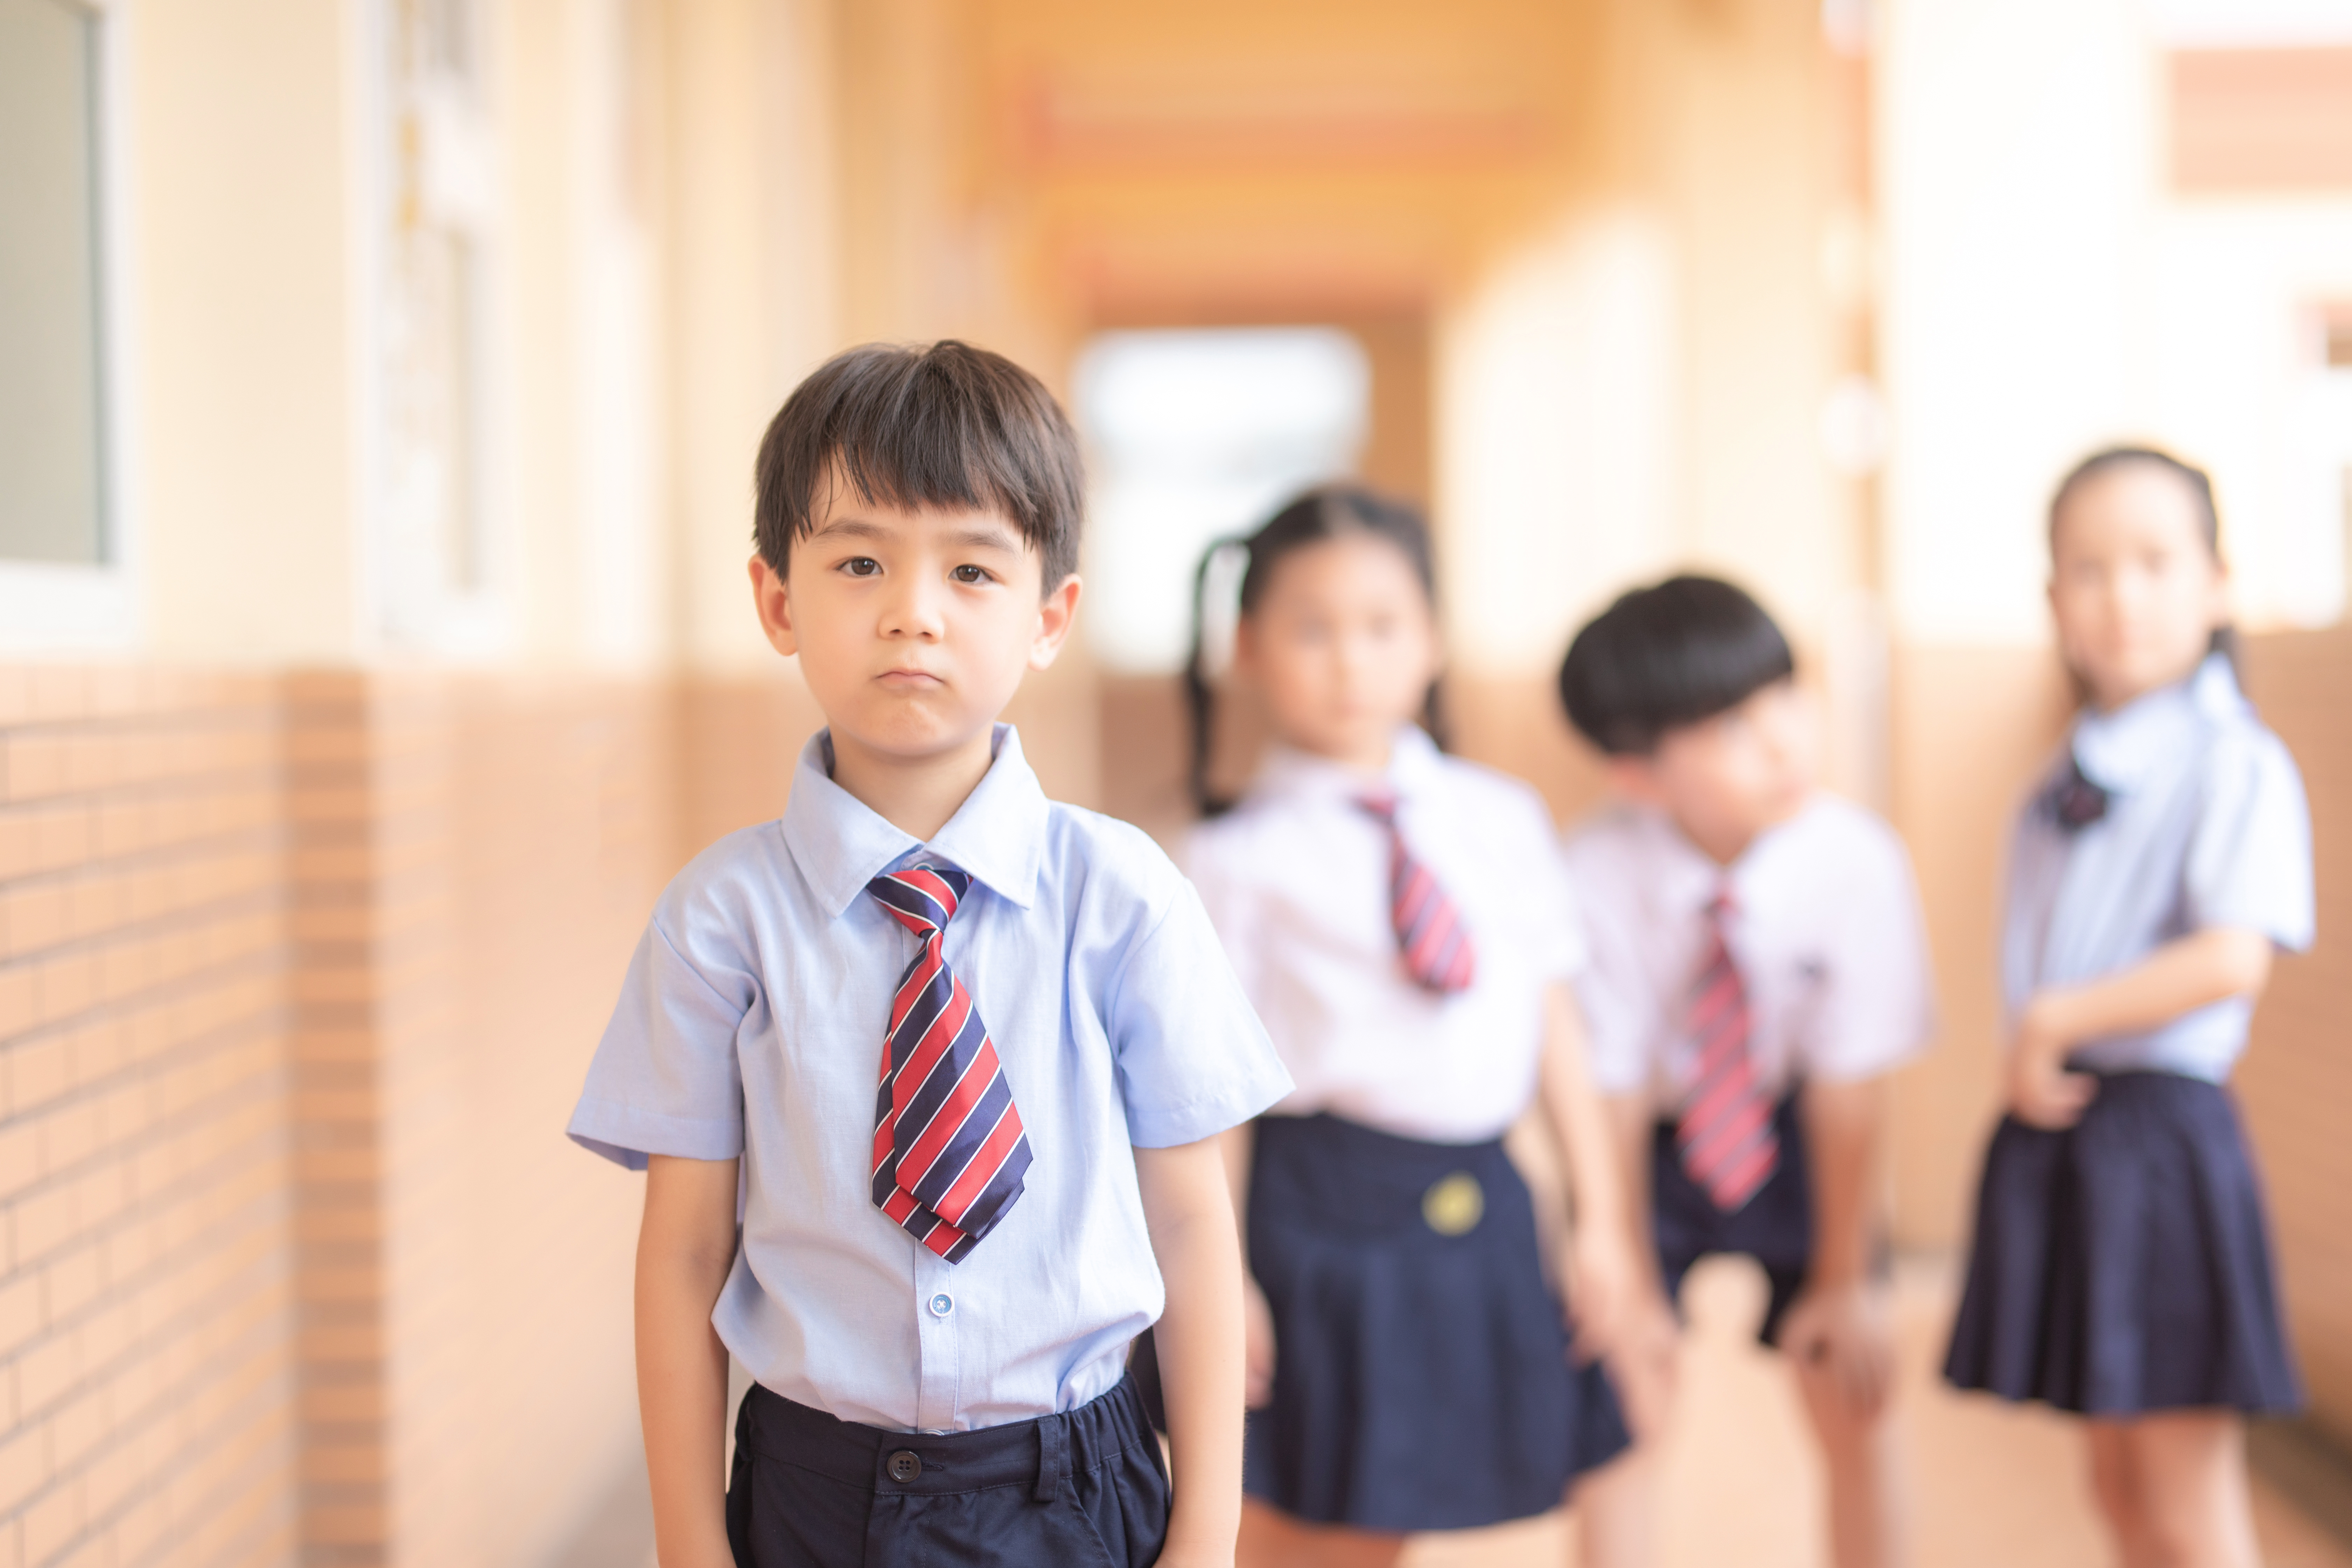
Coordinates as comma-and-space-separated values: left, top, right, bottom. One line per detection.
749, 480, 1079, 770
1607, 678, 1815, 866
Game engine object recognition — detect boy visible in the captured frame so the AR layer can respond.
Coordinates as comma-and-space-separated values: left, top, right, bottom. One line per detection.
568, 342, 1291, 1568
1554, 576, 1932, 1568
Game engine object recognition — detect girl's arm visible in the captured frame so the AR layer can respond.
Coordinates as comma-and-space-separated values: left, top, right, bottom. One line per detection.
1137, 1136, 1250, 1568
637, 1154, 742, 1568
2011, 927, 2275, 1127
1538, 982, 1637, 1362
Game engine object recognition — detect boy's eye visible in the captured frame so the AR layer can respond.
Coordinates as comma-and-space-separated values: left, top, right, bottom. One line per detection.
951, 564, 992, 585
841, 557, 881, 578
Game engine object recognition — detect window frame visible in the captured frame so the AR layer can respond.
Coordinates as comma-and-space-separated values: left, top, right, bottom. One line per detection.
0, 0, 140, 652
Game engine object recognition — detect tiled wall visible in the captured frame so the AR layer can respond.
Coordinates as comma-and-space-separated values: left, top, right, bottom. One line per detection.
0, 669, 297, 1568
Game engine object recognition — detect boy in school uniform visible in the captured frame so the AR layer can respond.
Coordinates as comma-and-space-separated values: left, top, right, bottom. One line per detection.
1554, 576, 1933, 1568
568, 342, 1292, 1568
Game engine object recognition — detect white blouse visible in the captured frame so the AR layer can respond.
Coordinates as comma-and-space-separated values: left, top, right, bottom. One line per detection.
1184, 726, 1587, 1144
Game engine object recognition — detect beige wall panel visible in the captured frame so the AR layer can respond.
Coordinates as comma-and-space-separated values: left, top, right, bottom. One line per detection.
2235, 627, 2352, 1446
133, 0, 363, 660
1884, 644, 2071, 1249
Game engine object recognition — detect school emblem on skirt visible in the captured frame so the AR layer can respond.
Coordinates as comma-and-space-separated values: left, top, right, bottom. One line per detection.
1421, 1171, 1485, 1236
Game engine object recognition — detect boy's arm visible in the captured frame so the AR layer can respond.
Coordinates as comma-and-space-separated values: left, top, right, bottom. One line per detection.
2010, 928, 2273, 1127
1137, 1136, 1249, 1568
638, 1154, 742, 1568
1782, 1077, 1893, 1418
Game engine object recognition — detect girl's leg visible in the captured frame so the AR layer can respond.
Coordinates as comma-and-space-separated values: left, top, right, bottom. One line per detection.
2118, 1412, 2259, 1568
1790, 1356, 1908, 1568
2086, 1421, 2146, 1564
1237, 1498, 1406, 1568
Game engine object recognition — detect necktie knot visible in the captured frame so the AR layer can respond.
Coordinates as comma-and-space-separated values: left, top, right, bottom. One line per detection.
869, 864, 971, 938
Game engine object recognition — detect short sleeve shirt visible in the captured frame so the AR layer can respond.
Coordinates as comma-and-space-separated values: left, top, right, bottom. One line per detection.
2005, 654, 2315, 1082
567, 726, 1292, 1432
1562, 794, 1935, 1111
1183, 726, 1586, 1144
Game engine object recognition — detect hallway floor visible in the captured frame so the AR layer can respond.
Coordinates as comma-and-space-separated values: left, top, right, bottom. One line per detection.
1404, 1254, 2352, 1568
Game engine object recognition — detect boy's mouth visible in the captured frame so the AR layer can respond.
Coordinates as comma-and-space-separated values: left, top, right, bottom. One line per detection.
876, 667, 947, 690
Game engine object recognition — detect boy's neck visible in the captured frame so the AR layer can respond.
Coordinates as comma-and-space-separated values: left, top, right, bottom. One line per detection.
829, 727, 998, 843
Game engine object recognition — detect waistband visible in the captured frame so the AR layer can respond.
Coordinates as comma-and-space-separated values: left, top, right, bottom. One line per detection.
1251, 1112, 1517, 1228
735, 1373, 1154, 1500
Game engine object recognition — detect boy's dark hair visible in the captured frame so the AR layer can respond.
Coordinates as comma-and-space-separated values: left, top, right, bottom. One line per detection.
2048, 444, 2239, 675
1557, 574, 1794, 756
752, 341, 1084, 589
1184, 484, 1444, 816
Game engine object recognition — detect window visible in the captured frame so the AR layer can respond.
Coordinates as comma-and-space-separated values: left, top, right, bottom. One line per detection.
1073, 328, 1369, 673
0, 0, 132, 648
374, 0, 513, 652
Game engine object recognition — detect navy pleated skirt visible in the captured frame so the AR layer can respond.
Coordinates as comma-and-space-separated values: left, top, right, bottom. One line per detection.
1943, 1071, 2302, 1417
1241, 1113, 1629, 1533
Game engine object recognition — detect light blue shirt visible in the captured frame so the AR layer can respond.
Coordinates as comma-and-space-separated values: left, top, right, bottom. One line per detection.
568, 726, 1290, 1432
2005, 655, 2315, 1082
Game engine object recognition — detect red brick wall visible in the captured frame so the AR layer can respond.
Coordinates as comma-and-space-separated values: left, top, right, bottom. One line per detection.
0, 667, 297, 1568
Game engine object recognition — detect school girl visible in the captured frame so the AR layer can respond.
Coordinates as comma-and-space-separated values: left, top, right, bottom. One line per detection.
1945, 447, 2313, 1568
1178, 484, 1635, 1568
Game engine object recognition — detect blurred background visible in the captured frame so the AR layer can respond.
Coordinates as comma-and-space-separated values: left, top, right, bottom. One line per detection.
1, 0, 2349, 1563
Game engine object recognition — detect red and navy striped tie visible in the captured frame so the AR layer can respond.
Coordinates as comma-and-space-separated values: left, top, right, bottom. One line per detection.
867, 866, 1031, 1264
1357, 794, 1476, 994
1676, 891, 1778, 1212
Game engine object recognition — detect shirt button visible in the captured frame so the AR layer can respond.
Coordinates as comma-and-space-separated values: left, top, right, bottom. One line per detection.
928, 1291, 954, 1317
887, 1450, 922, 1484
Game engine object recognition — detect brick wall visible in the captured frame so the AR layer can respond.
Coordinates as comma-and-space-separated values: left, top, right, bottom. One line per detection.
0, 668, 298, 1568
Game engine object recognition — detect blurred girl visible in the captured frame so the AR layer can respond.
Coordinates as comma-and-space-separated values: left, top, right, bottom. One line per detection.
1945, 448, 2313, 1567
1182, 484, 1635, 1568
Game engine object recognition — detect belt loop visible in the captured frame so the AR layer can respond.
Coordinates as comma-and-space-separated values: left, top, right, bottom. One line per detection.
1033, 1412, 1068, 1504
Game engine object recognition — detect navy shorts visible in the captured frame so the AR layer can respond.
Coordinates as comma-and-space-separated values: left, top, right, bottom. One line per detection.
1650, 1094, 1815, 1345
725, 1374, 1170, 1567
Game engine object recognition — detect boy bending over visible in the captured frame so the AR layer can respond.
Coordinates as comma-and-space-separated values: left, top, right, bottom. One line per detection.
1557, 576, 1932, 1568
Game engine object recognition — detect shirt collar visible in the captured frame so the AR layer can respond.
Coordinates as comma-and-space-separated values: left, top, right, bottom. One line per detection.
1250, 724, 1444, 806
1630, 794, 1825, 916
2069, 652, 2243, 794
781, 723, 1049, 920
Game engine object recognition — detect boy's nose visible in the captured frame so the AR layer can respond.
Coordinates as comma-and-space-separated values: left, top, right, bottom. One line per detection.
879, 578, 948, 639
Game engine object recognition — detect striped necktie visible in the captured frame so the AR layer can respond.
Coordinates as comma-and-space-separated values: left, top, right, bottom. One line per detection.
1357, 794, 1476, 994
867, 865, 1032, 1263
1676, 891, 1778, 1212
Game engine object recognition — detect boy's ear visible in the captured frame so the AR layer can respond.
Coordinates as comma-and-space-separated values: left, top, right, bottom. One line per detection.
1603, 753, 1667, 807
1027, 573, 1083, 672
750, 554, 799, 658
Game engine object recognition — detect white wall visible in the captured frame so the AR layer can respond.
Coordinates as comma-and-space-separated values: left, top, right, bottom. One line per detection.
1878, 0, 2352, 644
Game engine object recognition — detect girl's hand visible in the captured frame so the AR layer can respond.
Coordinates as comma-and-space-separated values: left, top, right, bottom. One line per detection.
1567, 1217, 1639, 1366
1242, 1273, 1276, 1409
2007, 993, 2097, 1129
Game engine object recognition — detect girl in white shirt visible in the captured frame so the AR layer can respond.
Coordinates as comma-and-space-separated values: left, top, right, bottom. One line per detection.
1179, 485, 1636, 1568
1944, 448, 2311, 1568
